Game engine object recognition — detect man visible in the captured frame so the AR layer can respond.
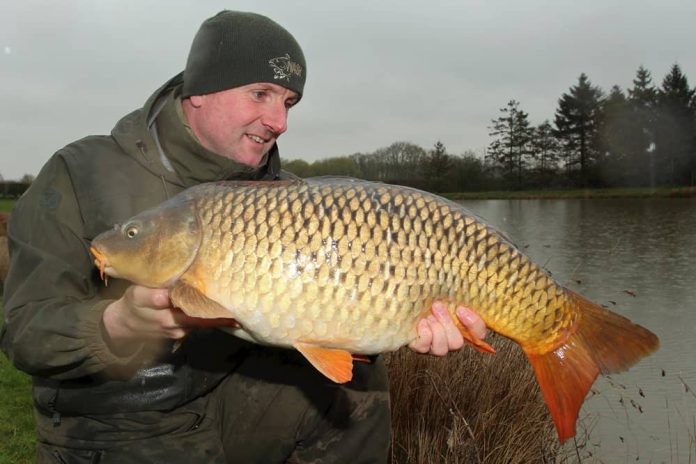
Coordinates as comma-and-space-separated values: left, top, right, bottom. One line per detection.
1, 11, 486, 463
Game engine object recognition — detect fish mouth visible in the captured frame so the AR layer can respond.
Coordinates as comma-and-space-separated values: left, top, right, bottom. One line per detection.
90, 246, 109, 284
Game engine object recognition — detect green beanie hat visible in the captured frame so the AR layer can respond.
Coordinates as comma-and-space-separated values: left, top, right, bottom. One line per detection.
182, 11, 306, 99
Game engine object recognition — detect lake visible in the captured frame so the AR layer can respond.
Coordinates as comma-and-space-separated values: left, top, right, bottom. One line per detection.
459, 198, 696, 463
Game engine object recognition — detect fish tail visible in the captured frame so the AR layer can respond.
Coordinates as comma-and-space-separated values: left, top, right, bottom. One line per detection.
524, 289, 659, 442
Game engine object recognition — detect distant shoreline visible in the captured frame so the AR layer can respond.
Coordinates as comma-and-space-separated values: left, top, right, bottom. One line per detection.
2, 186, 695, 213
443, 186, 696, 200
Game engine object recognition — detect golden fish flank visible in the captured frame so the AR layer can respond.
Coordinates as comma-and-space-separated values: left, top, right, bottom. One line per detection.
90, 177, 658, 443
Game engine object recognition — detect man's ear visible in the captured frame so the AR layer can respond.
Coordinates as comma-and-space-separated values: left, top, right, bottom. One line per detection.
187, 95, 204, 108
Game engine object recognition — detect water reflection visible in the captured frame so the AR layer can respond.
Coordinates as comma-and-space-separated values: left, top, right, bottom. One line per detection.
459, 198, 696, 462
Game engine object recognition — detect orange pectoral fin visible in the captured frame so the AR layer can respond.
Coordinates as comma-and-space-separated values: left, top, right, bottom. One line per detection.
170, 281, 233, 319
294, 342, 354, 383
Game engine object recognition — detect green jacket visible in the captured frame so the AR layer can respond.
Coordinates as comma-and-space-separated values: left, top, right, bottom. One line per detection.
1, 73, 285, 415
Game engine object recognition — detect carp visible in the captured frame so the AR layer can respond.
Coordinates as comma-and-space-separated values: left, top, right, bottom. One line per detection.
90, 177, 659, 442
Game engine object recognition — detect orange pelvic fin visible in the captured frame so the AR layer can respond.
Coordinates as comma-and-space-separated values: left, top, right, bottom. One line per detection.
451, 313, 496, 354
459, 324, 496, 354
294, 342, 354, 383
352, 354, 374, 364
525, 290, 659, 442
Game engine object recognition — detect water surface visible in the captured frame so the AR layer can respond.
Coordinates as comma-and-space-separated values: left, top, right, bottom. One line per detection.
459, 198, 696, 462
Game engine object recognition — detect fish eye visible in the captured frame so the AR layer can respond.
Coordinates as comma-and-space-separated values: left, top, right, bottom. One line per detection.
125, 225, 139, 239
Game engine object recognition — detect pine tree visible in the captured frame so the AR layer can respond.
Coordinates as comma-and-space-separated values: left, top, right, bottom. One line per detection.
530, 120, 561, 184
554, 74, 604, 186
598, 85, 637, 185
627, 66, 658, 186
655, 63, 696, 185
487, 100, 533, 189
426, 141, 452, 192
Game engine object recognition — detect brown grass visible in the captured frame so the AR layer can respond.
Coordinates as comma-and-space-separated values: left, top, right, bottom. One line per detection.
0, 211, 8, 236
386, 334, 567, 463
0, 236, 8, 284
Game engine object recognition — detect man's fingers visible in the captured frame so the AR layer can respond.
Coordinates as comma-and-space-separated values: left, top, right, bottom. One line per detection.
456, 307, 488, 340
409, 319, 432, 353
128, 285, 171, 309
164, 327, 190, 340
147, 288, 171, 309
427, 315, 448, 356
432, 302, 465, 351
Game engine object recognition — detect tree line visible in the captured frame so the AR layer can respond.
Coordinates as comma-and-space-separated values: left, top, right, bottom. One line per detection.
0, 174, 34, 199
285, 64, 696, 191
284, 140, 489, 193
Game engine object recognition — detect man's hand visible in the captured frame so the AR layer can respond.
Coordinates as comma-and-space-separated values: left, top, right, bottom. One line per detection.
408, 301, 488, 356
102, 285, 238, 350
103, 285, 190, 344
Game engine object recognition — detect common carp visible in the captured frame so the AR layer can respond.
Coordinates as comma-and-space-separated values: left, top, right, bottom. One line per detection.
90, 177, 659, 442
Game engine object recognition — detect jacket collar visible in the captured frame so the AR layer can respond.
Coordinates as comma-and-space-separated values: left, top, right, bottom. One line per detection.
156, 86, 269, 187
110, 72, 280, 189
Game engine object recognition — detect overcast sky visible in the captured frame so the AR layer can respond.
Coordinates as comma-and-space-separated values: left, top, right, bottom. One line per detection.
2, 0, 695, 180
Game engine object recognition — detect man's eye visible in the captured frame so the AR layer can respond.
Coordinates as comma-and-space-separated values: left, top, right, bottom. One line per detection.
252, 91, 267, 100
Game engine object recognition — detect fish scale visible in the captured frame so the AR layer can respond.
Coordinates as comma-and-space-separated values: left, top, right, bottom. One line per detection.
187, 181, 567, 351
91, 177, 659, 443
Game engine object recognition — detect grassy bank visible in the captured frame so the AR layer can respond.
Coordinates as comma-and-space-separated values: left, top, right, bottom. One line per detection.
1, 185, 695, 212
386, 335, 570, 463
0, 307, 34, 464
0, 200, 15, 213
444, 185, 696, 200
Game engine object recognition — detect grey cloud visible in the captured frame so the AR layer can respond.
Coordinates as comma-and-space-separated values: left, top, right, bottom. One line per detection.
1, 0, 694, 179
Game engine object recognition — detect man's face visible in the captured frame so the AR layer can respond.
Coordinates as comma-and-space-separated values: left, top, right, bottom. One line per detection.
183, 82, 299, 167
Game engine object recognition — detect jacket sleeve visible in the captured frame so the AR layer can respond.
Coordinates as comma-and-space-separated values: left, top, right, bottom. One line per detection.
0, 154, 141, 380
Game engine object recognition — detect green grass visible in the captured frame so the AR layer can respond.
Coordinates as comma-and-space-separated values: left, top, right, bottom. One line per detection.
0, 307, 35, 464
0, 200, 15, 213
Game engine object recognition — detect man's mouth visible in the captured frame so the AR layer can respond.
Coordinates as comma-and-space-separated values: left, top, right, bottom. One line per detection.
246, 134, 270, 144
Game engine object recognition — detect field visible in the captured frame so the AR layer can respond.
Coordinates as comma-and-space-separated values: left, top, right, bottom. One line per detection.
0, 307, 34, 464
1, 201, 35, 464
0, 200, 14, 213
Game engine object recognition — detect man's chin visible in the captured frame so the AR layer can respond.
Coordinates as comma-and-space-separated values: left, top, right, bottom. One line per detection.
223, 149, 266, 168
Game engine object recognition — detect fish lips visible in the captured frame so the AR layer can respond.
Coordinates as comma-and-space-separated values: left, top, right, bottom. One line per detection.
90, 245, 121, 282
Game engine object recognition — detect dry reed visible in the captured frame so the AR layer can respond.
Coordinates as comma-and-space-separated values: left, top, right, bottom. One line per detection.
386, 334, 566, 463
0, 236, 8, 284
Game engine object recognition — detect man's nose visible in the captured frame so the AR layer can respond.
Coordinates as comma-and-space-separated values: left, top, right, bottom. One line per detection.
261, 101, 288, 135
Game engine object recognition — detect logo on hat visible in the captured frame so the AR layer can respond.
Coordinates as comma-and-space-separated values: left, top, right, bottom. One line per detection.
268, 54, 303, 82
